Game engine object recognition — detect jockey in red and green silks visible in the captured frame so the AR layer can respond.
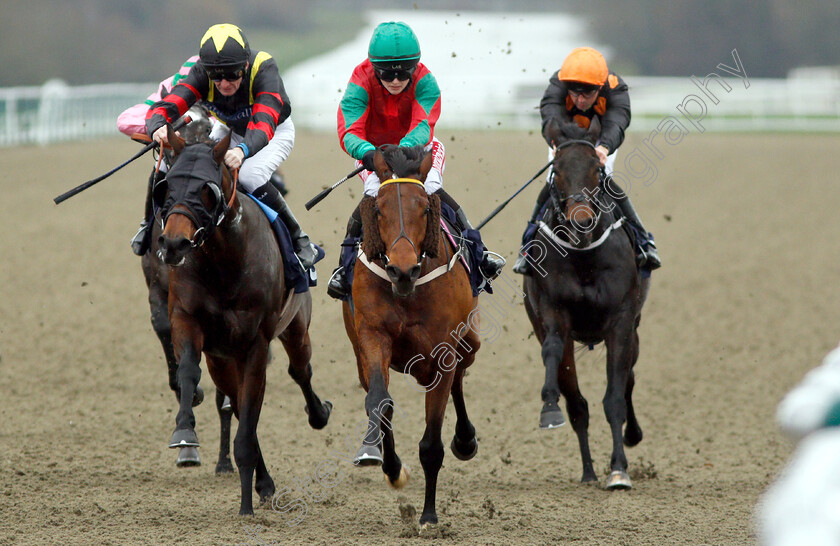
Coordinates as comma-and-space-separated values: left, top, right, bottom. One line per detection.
327, 21, 505, 300
337, 27, 444, 197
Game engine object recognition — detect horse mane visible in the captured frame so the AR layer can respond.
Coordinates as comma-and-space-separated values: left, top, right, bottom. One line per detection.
422, 193, 440, 258
381, 144, 426, 178
360, 195, 384, 258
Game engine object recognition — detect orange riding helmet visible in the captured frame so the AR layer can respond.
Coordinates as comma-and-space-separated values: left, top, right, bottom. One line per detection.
559, 47, 608, 87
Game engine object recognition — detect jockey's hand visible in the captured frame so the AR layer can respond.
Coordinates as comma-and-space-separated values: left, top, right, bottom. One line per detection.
361, 150, 376, 171
224, 147, 245, 171
152, 125, 171, 147
595, 145, 609, 166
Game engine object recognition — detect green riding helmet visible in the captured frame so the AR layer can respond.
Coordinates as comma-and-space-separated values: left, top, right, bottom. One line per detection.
368, 21, 421, 73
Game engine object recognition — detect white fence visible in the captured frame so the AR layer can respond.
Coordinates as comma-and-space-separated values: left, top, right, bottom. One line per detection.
2, 74, 840, 148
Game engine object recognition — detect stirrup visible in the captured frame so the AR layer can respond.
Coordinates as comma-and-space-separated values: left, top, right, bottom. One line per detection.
479, 251, 506, 280
131, 221, 150, 256
327, 267, 349, 300
295, 240, 318, 270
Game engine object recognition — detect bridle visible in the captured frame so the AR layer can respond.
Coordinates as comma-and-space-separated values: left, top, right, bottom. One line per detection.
377, 177, 428, 266
548, 139, 605, 225
155, 145, 237, 249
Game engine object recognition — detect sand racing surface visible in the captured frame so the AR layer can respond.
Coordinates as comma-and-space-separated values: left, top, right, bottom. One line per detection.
1, 130, 839, 545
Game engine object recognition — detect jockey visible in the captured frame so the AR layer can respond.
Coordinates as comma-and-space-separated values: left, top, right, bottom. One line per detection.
327, 21, 505, 300
143, 24, 314, 267
512, 46, 661, 274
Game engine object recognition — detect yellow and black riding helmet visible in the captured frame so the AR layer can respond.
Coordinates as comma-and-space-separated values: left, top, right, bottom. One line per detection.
199, 23, 251, 80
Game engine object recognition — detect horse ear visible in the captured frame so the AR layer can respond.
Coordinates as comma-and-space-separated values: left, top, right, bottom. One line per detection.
585, 116, 601, 144
543, 117, 564, 149
418, 149, 434, 182
373, 147, 391, 180
167, 124, 186, 154
213, 131, 232, 164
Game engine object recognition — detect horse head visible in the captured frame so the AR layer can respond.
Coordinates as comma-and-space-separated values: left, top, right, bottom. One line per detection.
544, 116, 603, 244
360, 144, 441, 298
154, 125, 234, 266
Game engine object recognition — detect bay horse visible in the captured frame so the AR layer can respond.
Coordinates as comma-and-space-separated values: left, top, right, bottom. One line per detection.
140, 105, 234, 470
342, 145, 481, 528
143, 124, 332, 514
523, 117, 650, 489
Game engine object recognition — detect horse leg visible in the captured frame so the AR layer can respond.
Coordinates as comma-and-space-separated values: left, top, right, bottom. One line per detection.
556, 339, 596, 483
149, 286, 204, 408
418, 372, 455, 527
233, 346, 273, 515
450, 367, 478, 461
168, 330, 202, 450
602, 318, 636, 490
539, 332, 567, 429
623, 329, 643, 447
215, 387, 235, 474
279, 312, 332, 430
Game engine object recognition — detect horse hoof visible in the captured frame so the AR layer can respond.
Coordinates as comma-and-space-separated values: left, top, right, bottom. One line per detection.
304, 400, 333, 429
450, 436, 478, 461
168, 428, 199, 449
539, 408, 566, 429
221, 395, 232, 412
386, 465, 410, 489
192, 385, 204, 407
176, 446, 201, 467
215, 459, 235, 475
353, 444, 383, 466
605, 470, 632, 490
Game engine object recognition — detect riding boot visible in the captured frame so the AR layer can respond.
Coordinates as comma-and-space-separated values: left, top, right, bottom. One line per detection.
131, 169, 162, 256
603, 173, 661, 270
253, 182, 318, 269
513, 182, 552, 275
453, 206, 506, 281
327, 212, 363, 300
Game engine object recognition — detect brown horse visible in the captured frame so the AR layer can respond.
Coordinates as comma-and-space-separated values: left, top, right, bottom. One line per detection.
523, 117, 649, 489
144, 124, 332, 515
342, 144, 481, 528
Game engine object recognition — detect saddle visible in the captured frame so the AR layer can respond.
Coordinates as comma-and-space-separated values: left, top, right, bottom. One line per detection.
245, 195, 324, 293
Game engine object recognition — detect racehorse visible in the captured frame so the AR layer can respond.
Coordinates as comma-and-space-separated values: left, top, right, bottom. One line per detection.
342, 144, 481, 528
143, 124, 332, 515
523, 117, 650, 489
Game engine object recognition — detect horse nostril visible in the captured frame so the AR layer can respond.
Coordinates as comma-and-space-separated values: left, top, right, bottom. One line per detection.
408, 264, 421, 281
385, 265, 401, 283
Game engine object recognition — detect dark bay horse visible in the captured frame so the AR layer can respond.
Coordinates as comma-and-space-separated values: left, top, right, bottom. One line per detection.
143, 125, 332, 514
523, 117, 650, 489
342, 145, 480, 528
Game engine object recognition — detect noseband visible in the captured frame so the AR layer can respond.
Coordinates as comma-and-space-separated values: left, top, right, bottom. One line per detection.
379, 178, 427, 266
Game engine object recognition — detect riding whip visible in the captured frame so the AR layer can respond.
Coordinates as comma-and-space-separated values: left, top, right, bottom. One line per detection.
475, 159, 553, 230
53, 115, 192, 205
305, 166, 365, 210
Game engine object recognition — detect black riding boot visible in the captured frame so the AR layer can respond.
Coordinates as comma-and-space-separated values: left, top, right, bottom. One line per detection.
131, 169, 163, 256
512, 182, 552, 275
327, 209, 362, 300
434, 188, 505, 281
269, 169, 288, 196
252, 182, 317, 269
603, 173, 661, 270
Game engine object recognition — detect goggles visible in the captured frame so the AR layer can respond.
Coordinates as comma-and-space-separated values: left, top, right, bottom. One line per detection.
207, 67, 245, 82
567, 84, 600, 99
374, 66, 414, 82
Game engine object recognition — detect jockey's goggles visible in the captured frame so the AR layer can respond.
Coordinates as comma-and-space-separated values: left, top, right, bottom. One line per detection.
207, 67, 245, 82
374, 66, 414, 82
567, 83, 600, 99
